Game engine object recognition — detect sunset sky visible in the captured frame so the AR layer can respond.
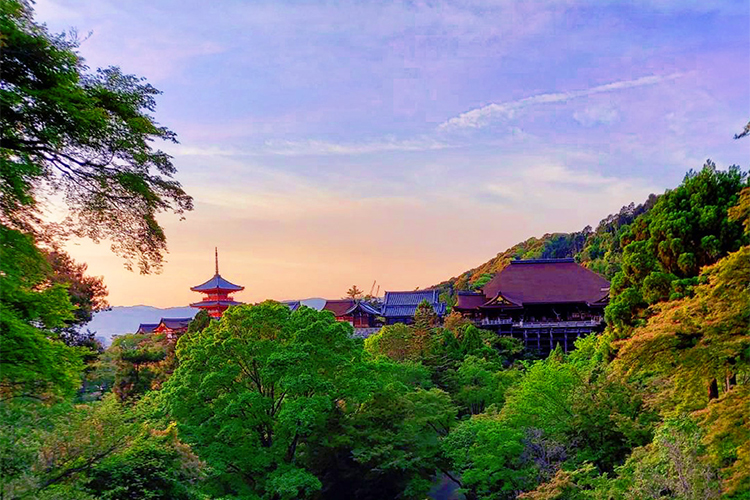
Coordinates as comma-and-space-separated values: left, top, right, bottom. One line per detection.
34, 0, 749, 307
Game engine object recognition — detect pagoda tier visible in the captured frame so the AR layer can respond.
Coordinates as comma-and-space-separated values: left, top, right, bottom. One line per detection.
190, 248, 244, 318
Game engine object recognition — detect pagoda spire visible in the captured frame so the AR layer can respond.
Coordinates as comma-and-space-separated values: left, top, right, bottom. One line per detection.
190, 248, 244, 318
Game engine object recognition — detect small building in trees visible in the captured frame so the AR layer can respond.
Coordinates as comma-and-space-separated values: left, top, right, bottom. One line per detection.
190, 248, 244, 318
454, 259, 610, 354
381, 290, 447, 325
153, 317, 192, 341
322, 299, 382, 331
136, 323, 159, 334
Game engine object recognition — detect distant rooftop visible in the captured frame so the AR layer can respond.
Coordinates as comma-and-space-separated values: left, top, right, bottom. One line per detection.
323, 299, 381, 317
382, 289, 446, 318
157, 317, 192, 330
283, 300, 301, 311
136, 323, 158, 334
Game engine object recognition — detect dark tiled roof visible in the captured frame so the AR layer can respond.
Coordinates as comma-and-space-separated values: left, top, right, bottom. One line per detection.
323, 300, 382, 317
190, 274, 244, 292
158, 317, 192, 330
323, 299, 355, 317
482, 259, 610, 305
354, 301, 382, 316
382, 290, 446, 318
190, 300, 243, 307
136, 323, 158, 334
454, 291, 488, 310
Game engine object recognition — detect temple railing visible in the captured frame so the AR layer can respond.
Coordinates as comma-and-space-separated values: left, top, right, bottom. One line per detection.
515, 320, 601, 328
477, 319, 602, 328
479, 318, 513, 326
351, 327, 381, 339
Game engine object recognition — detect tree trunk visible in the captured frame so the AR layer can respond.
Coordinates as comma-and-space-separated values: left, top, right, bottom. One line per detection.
726, 372, 737, 391
708, 378, 719, 400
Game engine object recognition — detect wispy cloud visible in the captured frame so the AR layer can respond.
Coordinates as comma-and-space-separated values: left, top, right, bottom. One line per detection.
263, 138, 452, 156
573, 105, 620, 127
439, 73, 682, 130
170, 137, 454, 157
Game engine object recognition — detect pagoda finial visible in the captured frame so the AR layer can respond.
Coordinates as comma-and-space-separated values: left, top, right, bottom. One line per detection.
215, 247, 219, 275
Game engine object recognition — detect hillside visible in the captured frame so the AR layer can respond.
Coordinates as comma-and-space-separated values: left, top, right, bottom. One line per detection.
435, 194, 658, 293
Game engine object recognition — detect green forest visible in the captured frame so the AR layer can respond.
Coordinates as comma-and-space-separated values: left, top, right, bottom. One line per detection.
1, 2, 749, 499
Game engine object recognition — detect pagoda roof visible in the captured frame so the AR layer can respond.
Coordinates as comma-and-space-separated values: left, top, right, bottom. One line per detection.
482, 259, 610, 306
382, 289, 446, 318
190, 299, 243, 308
190, 273, 244, 292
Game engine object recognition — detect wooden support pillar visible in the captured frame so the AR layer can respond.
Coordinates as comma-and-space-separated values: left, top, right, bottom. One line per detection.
549, 328, 553, 352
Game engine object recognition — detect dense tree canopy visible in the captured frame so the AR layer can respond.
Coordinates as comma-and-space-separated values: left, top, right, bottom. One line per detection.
0, 226, 83, 399
163, 303, 372, 498
606, 161, 748, 334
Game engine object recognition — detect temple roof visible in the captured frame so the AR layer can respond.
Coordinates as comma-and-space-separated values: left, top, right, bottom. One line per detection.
157, 317, 192, 330
353, 301, 382, 316
323, 299, 354, 316
136, 323, 159, 334
190, 273, 244, 292
454, 291, 488, 310
323, 299, 382, 317
482, 259, 610, 306
382, 290, 446, 318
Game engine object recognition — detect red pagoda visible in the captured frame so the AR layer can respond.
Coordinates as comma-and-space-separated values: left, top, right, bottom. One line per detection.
190, 248, 244, 318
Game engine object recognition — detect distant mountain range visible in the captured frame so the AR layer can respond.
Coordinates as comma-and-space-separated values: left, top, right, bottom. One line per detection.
85, 298, 327, 345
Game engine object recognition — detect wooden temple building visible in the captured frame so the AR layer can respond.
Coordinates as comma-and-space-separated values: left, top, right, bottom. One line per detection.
323, 299, 381, 326
136, 317, 192, 341
454, 258, 610, 355
136, 323, 158, 334
190, 248, 244, 318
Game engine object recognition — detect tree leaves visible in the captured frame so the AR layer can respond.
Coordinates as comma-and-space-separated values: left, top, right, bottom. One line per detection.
606, 161, 748, 334
0, 1, 192, 273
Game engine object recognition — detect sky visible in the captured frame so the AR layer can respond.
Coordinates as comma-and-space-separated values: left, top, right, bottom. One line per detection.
33, 0, 750, 307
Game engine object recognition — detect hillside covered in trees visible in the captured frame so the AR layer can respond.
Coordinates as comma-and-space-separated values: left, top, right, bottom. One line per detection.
436, 193, 658, 293
4, 160, 748, 499
1, 2, 749, 500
